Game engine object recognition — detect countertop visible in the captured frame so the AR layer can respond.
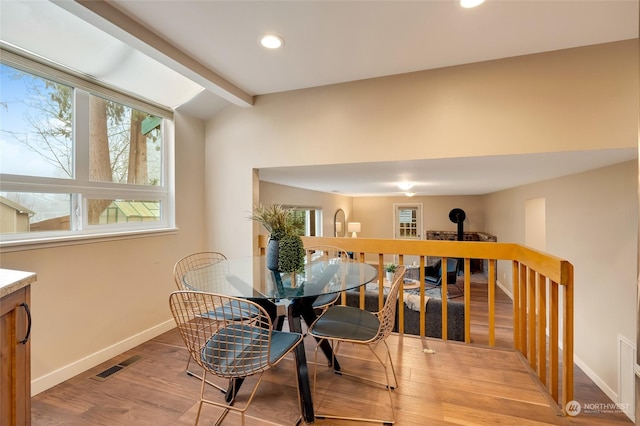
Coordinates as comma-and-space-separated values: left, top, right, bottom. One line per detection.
0, 268, 37, 299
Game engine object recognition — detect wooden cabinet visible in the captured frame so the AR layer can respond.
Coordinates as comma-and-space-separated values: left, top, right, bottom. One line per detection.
1, 270, 35, 426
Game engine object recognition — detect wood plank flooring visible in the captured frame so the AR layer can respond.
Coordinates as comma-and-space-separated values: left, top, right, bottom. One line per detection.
31, 279, 632, 425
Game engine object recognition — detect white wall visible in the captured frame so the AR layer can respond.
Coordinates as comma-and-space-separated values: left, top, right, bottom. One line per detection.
485, 160, 638, 401
0, 111, 207, 394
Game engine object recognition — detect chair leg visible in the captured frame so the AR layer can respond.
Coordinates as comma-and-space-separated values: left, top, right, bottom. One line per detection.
196, 371, 272, 426
186, 356, 227, 393
312, 339, 397, 424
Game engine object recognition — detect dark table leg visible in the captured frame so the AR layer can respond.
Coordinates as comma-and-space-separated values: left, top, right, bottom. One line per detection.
224, 378, 243, 403
287, 299, 315, 423
297, 297, 341, 371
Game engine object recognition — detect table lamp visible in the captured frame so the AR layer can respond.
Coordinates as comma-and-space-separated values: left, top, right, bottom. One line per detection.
347, 222, 361, 238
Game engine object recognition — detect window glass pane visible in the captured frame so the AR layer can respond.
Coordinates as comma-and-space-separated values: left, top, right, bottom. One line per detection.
399, 208, 417, 237
0, 52, 172, 244
87, 199, 161, 225
287, 208, 321, 236
0, 192, 71, 233
89, 95, 162, 185
0, 64, 73, 179
395, 204, 421, 240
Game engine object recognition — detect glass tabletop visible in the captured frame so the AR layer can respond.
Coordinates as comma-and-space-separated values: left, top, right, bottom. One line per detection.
181, 255, 378, 300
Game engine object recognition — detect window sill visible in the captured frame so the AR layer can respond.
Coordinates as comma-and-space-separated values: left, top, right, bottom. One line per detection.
0, 227, 179, 253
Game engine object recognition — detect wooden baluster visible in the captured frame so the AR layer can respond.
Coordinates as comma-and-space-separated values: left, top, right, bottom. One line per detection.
549, 280, 559, 402
528, 267, 536, 368
463, 258, 471, 343
419, 256, 426, 337
441, 257, 448, 341
562, 272, 574, 412
488, 259, 496, 346
512, 260, 521, 352
537, 273, 547, 386
519, 264, 528, 355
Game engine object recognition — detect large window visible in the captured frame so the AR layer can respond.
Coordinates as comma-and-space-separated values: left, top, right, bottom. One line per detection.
286, 206, 322, 237
0, 51, 174, 245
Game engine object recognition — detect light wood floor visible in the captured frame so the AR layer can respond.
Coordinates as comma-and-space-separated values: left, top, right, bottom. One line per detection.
31, 280, 632, 425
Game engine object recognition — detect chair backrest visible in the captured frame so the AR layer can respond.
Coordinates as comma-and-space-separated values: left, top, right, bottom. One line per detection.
169, 290, 274, 379
373, 265, 406, 343
305, 245, 348, 262
173, 252, 228, 290
426, 258, 458, 285
443, 258, 457, 273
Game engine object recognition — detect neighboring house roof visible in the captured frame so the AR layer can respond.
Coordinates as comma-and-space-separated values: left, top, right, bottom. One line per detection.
108, 201, 160, 219
0, 196, 35, 215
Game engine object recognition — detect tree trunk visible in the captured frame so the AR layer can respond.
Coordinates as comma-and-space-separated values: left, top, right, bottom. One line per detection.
88, 96, 113, 224
127, 110, 147, 185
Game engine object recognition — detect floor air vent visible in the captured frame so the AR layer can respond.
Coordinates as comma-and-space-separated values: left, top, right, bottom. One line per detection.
91, 355, 142, 382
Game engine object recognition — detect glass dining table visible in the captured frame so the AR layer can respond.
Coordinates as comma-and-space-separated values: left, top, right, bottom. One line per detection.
181, 255, 378, 423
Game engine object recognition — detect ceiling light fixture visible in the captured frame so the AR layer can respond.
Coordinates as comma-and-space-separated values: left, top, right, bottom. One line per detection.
260, 34, 284, 49
397, 182, 414, 191
460, 0, 485, 8
405, 192, 416, 197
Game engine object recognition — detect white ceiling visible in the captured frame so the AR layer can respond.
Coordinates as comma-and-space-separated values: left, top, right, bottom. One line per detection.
1, 0, 637, 197
260, 149, 639, 197
97, 0, 638, 116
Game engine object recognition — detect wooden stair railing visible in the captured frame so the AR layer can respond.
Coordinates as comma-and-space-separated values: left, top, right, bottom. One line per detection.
257, 235, 574, 413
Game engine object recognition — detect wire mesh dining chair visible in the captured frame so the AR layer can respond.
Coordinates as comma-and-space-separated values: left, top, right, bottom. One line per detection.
307, 265, 406, 425
305, 245, 350, 313
173, 252, 259, 392
169, 290, 304, 426
174, 252, 229, 292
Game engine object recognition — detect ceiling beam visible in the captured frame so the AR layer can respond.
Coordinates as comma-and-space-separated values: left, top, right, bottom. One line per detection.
52, 0, 253, 107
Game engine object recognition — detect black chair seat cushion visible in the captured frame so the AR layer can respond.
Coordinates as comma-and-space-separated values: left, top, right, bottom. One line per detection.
312, 293, 340, 308
201, 324, 301, 376
202, 301, 260, 321
310, 305, 380, 342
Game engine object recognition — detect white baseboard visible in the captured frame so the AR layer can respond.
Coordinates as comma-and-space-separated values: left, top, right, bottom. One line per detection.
496, 279, 513, 300
496, 278, 628, 418
618, 335, 636, 421
31, 319, 176, 396
572, 352, 619, 404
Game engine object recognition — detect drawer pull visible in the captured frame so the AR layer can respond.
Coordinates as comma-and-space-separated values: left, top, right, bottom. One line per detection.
18, 302, 31, 345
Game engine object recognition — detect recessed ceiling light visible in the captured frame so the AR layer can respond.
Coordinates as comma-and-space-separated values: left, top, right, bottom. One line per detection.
260, 34, 284, 49
460, 0, 485, 8
397, 182, 414, 191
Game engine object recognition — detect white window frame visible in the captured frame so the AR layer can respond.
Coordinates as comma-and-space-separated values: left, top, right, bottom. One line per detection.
0, 49, 176, 249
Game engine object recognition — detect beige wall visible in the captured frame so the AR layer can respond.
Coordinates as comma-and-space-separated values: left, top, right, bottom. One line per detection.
259, 180, 353, 239
485, 160, 638, 399
0, 111, 207, 394
353, 195, 486, 239
206, 40, 637, 257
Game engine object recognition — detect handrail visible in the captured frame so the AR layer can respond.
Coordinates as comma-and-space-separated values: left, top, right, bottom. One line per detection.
257, 234, 574, 413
